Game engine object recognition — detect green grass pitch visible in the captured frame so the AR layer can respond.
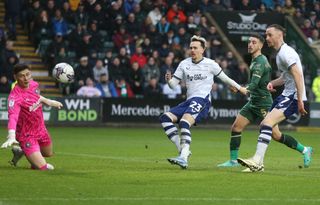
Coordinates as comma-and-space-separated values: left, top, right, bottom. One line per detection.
0, 127, 319, 205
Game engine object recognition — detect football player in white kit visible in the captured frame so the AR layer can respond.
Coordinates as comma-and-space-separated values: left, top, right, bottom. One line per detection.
159, 35, 247, 169
238, 24, 313, 172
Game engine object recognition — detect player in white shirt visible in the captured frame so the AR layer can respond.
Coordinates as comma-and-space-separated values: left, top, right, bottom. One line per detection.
159, 35, 247, 169
238, 24, 313, 172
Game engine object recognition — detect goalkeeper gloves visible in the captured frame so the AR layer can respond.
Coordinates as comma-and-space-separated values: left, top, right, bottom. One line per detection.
1, 130, 18, 148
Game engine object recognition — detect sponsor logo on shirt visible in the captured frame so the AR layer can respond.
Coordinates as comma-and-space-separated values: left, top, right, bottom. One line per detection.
187, 74, 208, 81
29, 99, 41, 112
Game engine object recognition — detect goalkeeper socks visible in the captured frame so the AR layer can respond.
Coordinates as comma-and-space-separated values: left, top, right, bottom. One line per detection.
160, 114, 180, 151
179, 119, 191, 161
230, 131, 241, 161
253, 125, 272, 164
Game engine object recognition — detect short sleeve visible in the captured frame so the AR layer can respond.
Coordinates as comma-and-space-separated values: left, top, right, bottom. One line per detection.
173, 62, 184, 80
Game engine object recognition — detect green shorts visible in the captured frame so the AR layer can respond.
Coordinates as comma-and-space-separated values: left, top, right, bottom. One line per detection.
239, 101, 271, 123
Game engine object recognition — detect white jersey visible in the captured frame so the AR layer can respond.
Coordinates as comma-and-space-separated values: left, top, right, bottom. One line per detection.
276, 43, 307, 100
173, 57, 222, 100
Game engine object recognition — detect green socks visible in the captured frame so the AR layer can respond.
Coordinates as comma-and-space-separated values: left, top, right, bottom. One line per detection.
230, 131, 241, 161
280, 134, 305, 153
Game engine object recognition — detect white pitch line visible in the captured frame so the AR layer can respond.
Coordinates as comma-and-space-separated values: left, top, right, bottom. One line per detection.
0, 197, 320, 202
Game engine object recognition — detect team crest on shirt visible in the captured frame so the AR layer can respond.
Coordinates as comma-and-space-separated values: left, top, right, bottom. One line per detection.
35, 88, 40, 95
8, 99, 15, 109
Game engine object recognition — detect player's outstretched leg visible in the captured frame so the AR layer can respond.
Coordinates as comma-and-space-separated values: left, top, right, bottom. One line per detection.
160, 114, 180, 152
278, 134, 313, 168
9, 145, 24, 166
218, 131, 241, 167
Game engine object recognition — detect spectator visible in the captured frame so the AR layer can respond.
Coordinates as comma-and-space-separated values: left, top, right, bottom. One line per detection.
95, 73, 118, 97
74, 56, 94, 90
232, 62, 248, 85
296, 0, 311, 15
93, 59, 108, 82
69, 0, 81, 12
293, 8, 305, 27
144, 77, 162, 99
180, 0, 197, 15
257, 3, 267, 13
4, 0, 21, 40
301, 19, 313, 38
51, 9, 69, 37
109, 57, 127, 82
177, 27, 190, 49
118, 47, 131, 69
308, 28, 320, 44
90, 4, 106, 30
77, 77, 102, 97
192, 9, 202, 25
282, 0, 295, 16
274, 4, 283, 14
211, 83, 222, 100
74, 3, 89, 27
156, 16, 170, 36
68, 23, 84, 50
88, 21, 102, 50
61, 1, 74, 25
124, 0, 138, 16
127, 61, 144, 96
147, 6, 162, 26
166, 2, 187, 23
234, 0, 254, 11
313, 2, 320, 19
199, 16, 210, 37
309, 11, 317, 27
212, 0, 226, 11
142, 57, 160, 86
130, 46, 147, 68
159, 56, 174, 85
132, 3, 146, 27
226, 51, 238, 70
76, 32, 95, 58
141, 37, 153, 57
46, 0, 57, 19
26, 0, 42, 39
113, 26, 133, 50
114, 77, 135, 98
46, 33, 68, 70
32, 10, 52, 47
0, 75, 11, 93
186, 15, 198, 35
199, 0, 214, 13
158, 42, 170, 58
125, 13, 140, 39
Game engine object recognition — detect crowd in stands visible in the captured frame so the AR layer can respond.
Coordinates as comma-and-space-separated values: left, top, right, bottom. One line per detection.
1, 0, 320, 101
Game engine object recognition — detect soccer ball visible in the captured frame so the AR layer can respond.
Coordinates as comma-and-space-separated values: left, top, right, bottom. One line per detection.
52, 62, 75, 83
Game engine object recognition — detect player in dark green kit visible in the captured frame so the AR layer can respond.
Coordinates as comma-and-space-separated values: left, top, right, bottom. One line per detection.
217, 33, 272, 169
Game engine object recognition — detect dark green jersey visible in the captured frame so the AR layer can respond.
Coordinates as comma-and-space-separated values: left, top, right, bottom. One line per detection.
247, 54, 272, 106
